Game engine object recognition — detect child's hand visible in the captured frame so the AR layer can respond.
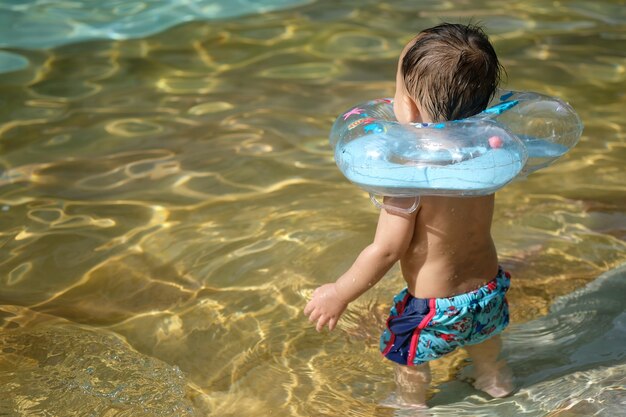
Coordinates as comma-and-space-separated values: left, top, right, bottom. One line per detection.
304, 283, 348, 332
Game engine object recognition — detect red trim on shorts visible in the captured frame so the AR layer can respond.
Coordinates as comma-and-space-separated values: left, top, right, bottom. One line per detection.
406, 298, 437, 366
381, 292, 411, 357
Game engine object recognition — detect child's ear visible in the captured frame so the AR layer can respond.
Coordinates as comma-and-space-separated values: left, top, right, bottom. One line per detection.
404, 96, 421, 123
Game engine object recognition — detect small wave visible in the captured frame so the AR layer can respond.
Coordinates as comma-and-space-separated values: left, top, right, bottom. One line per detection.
0, 317, 196, 416
428, 263, 626, 416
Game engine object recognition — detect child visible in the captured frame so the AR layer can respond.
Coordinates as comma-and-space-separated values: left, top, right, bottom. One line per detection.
304, 23, 514, 407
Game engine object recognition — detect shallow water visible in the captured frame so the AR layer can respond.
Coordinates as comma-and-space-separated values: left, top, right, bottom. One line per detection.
0, 0, 625, 416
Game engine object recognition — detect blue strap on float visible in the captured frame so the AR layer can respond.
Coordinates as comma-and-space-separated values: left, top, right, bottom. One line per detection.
483, 100, 519, 115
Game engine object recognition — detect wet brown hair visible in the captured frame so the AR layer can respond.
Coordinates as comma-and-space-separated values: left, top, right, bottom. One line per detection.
402, 23, 503, 122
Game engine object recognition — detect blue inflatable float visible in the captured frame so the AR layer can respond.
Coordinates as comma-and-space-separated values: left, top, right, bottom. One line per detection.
330, 90, 582, 207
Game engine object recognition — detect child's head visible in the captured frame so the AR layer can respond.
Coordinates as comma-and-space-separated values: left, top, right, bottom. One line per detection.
393, 23, 502, 124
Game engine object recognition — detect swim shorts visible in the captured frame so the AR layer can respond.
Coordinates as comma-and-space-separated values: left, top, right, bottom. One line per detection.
380, 268, 511, 366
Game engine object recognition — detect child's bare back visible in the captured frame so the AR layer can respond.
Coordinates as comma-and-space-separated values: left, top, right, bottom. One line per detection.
402, 195, 498, 299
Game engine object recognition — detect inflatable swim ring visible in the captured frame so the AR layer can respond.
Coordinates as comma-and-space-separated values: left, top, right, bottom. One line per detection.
330, 90, 582, 209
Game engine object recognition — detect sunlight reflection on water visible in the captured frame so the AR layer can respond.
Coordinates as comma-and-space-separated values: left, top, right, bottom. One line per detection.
0, 0, 625, 415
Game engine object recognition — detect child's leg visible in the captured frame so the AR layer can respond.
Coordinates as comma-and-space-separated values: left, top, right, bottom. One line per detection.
394, 362, 431, 407
464, 335, 513, 398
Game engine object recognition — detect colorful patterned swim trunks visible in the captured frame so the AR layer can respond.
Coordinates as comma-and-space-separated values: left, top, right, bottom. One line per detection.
380, 268, 511, 366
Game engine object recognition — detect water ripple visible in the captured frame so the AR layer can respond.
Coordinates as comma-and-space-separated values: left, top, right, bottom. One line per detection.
0, 311, 196, 416
0, 0, 624, 415
0, 0, 316, 50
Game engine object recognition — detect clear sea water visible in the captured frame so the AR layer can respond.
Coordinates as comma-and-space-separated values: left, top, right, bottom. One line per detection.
0, 0, 624, 416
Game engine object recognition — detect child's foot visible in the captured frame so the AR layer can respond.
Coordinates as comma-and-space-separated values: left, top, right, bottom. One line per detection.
396, 391, 429, 409
393, 363, 431, 409
472, 365, 514, 398
380, 392, 429, 412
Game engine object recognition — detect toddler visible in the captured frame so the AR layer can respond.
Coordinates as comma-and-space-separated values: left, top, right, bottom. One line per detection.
304, 23, 514, 407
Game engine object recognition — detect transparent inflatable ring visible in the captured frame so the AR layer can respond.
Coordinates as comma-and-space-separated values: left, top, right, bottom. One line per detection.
330, 90, 583, 213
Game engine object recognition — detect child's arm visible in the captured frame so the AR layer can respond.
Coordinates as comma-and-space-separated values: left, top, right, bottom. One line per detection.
304, 198, 418, 331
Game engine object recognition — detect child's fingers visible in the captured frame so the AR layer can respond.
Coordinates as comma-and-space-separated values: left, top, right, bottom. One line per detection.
308, 308, 321, 323
303, 301, 313, 316
316, 315, 329, 332
328, 317, 338, 331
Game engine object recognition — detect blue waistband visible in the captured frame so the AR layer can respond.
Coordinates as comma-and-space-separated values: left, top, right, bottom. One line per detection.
408, 268, 510, 312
